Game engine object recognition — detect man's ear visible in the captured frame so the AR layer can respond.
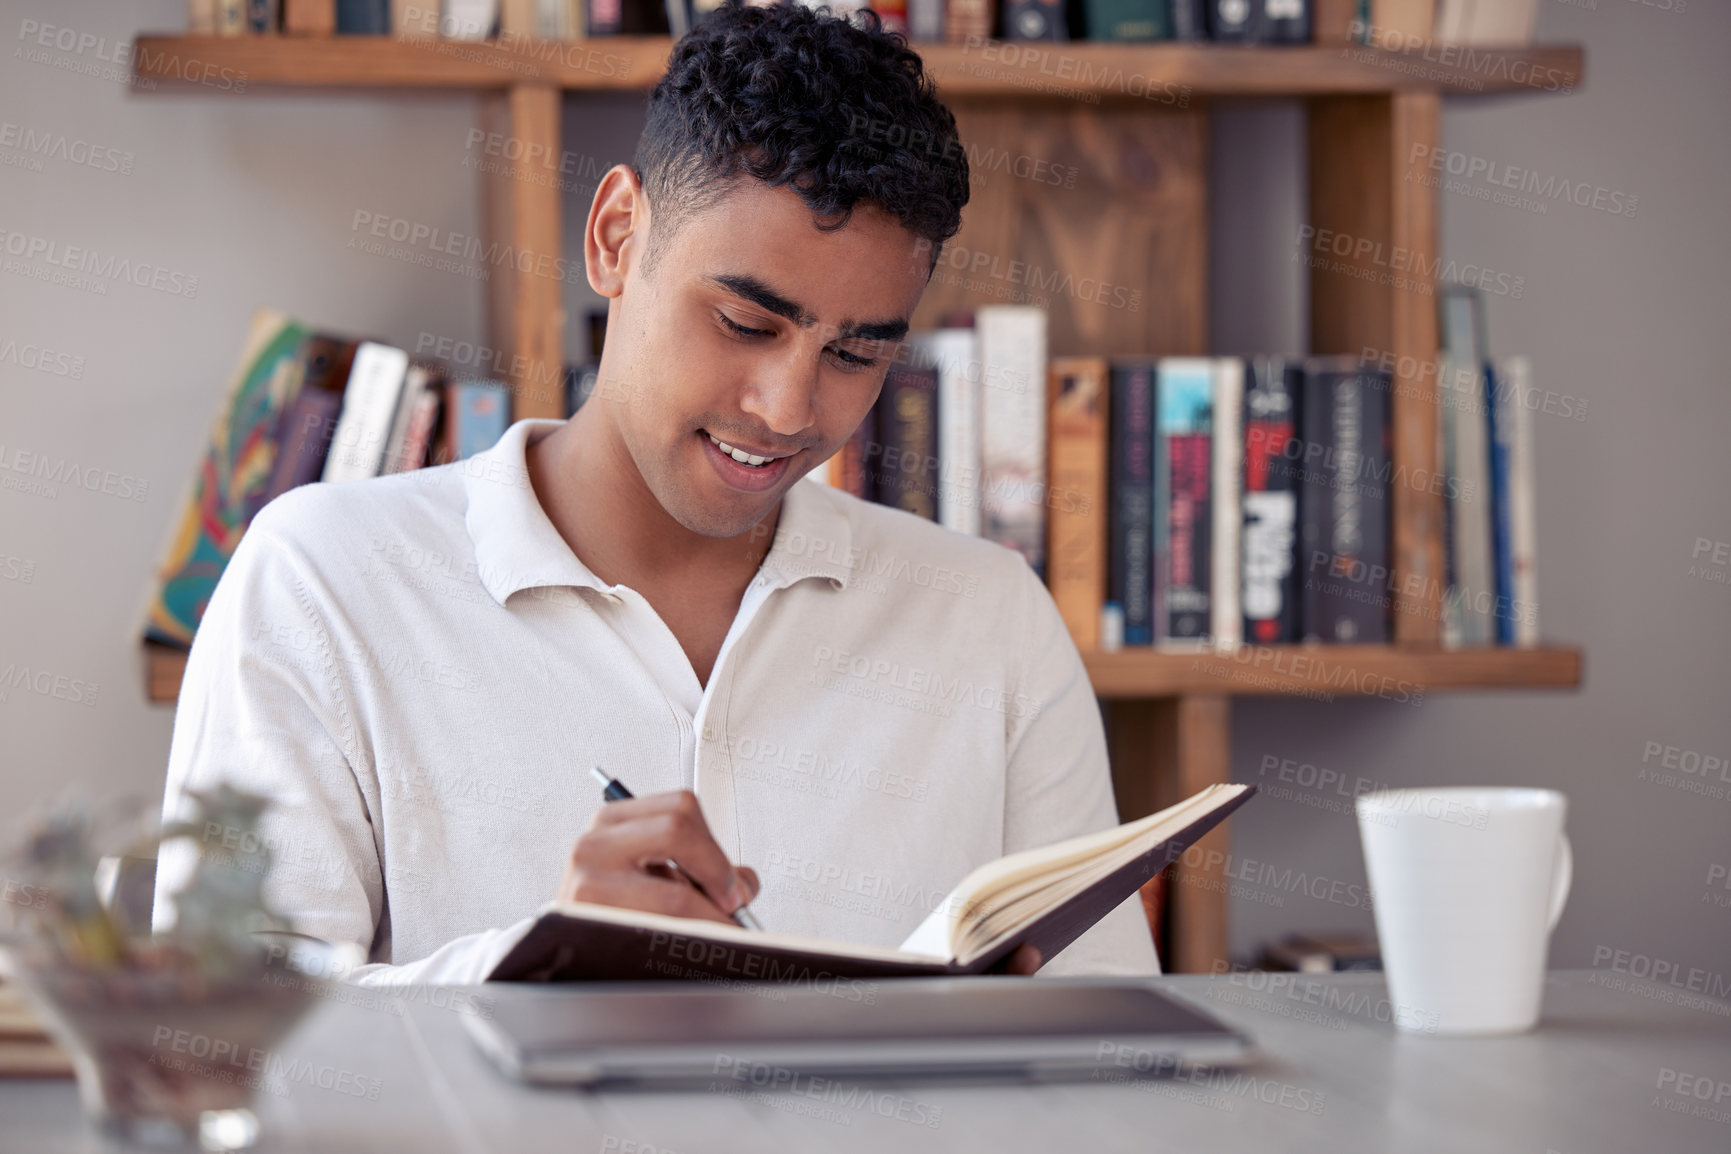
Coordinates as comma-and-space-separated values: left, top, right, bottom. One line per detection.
586, 164, 649, 299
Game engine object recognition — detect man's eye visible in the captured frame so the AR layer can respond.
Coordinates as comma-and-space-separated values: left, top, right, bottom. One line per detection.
828, 342, 881, 369
718, 312, 773, 338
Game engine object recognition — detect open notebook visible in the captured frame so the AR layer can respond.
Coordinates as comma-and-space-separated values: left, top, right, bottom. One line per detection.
488, 783, 1254, 982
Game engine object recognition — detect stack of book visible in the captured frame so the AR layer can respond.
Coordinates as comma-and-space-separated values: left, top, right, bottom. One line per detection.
819, 291, 1540, 654
144, 310, 511, 650
185, 0, 1542, 47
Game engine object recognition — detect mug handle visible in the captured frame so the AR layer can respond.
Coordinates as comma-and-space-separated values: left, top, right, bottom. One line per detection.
1546, 833, 1573, 932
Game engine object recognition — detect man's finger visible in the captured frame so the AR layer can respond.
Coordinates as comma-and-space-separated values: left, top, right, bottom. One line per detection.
577, 792, 752, 913
566, 868, 737, 925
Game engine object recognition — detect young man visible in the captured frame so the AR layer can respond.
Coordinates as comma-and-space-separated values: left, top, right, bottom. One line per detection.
153, 4, 1158, 981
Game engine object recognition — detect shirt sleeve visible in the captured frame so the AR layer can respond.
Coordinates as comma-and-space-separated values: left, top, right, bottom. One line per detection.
151, 508, 525, 987
1000, 562, 1163, 977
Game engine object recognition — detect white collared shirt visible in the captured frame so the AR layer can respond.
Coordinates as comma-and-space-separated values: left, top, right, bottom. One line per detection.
153, 420, 1158, 983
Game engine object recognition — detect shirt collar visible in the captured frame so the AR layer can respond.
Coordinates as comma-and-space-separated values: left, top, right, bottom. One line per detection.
463, 419, 607, 606
464, 421, 854, 605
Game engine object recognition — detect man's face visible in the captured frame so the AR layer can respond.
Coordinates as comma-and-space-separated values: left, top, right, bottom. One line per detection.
597, 178, 931, 539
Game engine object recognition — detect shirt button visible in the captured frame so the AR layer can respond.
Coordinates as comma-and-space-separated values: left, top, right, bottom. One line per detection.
701, 727, 717, 742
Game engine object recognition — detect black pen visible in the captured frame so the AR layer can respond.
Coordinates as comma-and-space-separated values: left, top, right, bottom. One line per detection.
590, 766, 764, 931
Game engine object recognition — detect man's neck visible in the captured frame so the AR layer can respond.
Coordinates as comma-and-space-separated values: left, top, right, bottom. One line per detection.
525, 405, 779, 597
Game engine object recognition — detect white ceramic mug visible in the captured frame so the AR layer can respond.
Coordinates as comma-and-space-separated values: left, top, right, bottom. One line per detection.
1356, 787, 1572, 1036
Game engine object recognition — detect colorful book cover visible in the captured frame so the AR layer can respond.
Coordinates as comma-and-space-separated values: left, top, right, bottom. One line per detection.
452, 381, 511, 461
145, 311, 311, 647
1157, 358, 1214, 644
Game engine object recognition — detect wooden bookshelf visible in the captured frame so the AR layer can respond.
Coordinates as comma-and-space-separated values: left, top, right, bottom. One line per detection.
132, 35, 1583, 97
132, 31, 1586, 973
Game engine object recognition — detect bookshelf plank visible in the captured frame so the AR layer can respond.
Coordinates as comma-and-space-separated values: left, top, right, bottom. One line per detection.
1167, 694, 1231, 974
131, 37, 1584, 98
144, 642, 1582, 704
1084, 644, 1582, 698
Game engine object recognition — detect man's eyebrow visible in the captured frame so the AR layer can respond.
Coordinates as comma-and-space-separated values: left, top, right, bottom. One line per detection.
706, 274, 908, 343
835, 318, 910, 342
707, 274, 816, 327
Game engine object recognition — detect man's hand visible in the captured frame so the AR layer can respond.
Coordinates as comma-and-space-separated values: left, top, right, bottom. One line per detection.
558, 790, 760, 925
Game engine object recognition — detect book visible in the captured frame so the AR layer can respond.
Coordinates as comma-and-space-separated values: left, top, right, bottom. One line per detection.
1435, 0, 1536, 45
977, 306, 1048, 576
874, 0, 910, 34
1485, 360, 1515, 646
1498, 356, 1540, 648
945, 0, 993, 42
247, 0, 282, 31
322, 341, 410, 483
262, 336, 357, 501
910, 329, 983, 536
1171, 0, 1206, 38
1261, 0, 1310, 42
1157, 358, 1213, 645
1366, 0, 1433, 40
145, 312, 311, 648
384, 380, 444, 475
445, 381, 512, 462
824, 412, 875, 499
1003, 0, 1066, 38
442, 0, 500, 37
1109, 362, 1157, 646
380, 364, 442, 475
189, 0, 219, 34
1207, 0, 1262, 41
393, 0, 438, 36
908, 0, 945, 39
1047, 358, 1110, 653
283, 0, 337, 34
1297, 356, 1391, 644
217, 0, 248, 34
487, 783, 1256, 982
1209, 358, 1244, 649
336, 0, 391, 32
1241, 356, 1302, 646
873, 362, 940, 522
1439, 286, 1493, 647
1085, 0, 1169, 41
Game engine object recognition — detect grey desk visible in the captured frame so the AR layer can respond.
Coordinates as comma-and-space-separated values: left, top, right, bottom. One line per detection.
4, 972, 1728, 1153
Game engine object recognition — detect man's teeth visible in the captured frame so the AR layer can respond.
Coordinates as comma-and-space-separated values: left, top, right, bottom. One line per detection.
708, 433, 778, 468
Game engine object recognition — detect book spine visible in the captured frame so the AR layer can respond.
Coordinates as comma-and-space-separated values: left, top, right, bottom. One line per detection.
585, 0, 622, 34
1500, 356, 1540, 648
1369, 0, 1433, 40
874, 0, 910, 34
1170, 0, 1206, 38
217, 0, 248, 34
1445, 356, 1492, 645
323, 342, 409, 482
978, 306, 1048, 576
1110, 363, 1157, 646
1210, 358, 1244, 649
189, 0, 219, 34
945, 0, 993, 42
1298, 359, 1391, 644
1485, 361, 1515, 646
1003, 0, 1066, 38
284, 0, 338, 34
442, 0, 500, 38
247, 0, 282, 32
452, 381, 511, 460
265, 387, 344, 501
385, 385, 443, 474
908, 330, 982, 535
1159, 359, 1212, 643
1309, 0, 1357, 41
1048, 358, 1109, 652
873, 365, 940, 521
336, 0, 391, 32
1242, 357, 1302, 645
1207, 0, 1263, 41
908, 0, 946, 39
1085, 0, 1170, 41
1261, 0, 1311, 42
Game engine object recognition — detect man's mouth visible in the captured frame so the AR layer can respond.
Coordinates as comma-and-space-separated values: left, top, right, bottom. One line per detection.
706, 431, 790, 469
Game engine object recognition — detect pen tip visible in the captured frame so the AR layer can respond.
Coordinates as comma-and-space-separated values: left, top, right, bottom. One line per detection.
590, 766, 611, 787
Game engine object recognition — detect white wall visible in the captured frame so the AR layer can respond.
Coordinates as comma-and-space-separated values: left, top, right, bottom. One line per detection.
2, 0, 1725, 981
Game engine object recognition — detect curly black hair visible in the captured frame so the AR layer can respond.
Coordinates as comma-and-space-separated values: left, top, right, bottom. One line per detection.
633, 3, 969, 269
